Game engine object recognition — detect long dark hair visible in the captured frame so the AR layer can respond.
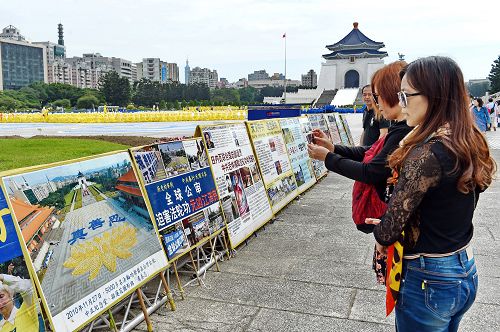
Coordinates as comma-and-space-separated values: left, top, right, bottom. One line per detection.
389, 56, 496, 193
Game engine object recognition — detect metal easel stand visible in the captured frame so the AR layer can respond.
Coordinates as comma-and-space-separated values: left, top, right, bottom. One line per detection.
82, 270, 175, 332
178, 231, 228, 288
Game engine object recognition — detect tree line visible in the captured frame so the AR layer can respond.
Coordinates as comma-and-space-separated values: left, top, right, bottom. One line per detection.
0, 70, 300, 112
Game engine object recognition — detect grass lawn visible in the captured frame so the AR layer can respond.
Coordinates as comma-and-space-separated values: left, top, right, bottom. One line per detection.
88, 185, 105, 202
74, 188, 82, 210
0, 138, 130, 173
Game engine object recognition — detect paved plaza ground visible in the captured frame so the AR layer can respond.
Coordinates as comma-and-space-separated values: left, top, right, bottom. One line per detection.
133, 116, 500, 332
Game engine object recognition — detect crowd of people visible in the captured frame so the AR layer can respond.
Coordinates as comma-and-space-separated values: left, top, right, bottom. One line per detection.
307, 56, 497, 332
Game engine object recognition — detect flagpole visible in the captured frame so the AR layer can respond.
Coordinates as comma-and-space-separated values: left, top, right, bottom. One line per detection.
284, 32, 287, 104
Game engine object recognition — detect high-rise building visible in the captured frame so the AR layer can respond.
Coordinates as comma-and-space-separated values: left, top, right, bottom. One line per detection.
185, 59, 190, 85
189, 66, 218, 89
167, 62, 179, 83
0, 29, 47, 90
248, 70, 269, 81
301, 69, 317, 87
0, 25, 26, 42
134, 58, 179, 83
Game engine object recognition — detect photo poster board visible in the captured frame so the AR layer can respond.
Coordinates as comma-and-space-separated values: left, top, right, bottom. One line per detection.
0, 151, 168, 331
130, 138, 226, 262
299, 116, 328, 180
279, 117, 317, 194
246, 119, 299, 214
340, 114, 355, 146
334, 113, 351, 145
195, 123, 274, 249
0, 186, 46, 331
324, 113, 342, 145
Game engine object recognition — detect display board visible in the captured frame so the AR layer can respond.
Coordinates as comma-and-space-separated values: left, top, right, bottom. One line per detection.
324, 113, 342, 145
334, 113, 351, 145
339, 114, 355, 145
279, 117, 317, 194
247, 119, 298, 213
299, 116, 328, 179
131, 138, 225, 262
0, 187, 45, 331
197, 123, 273, 248
1, 152, 168, 331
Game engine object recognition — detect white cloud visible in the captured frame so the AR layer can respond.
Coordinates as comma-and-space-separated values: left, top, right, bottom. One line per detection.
1, 0, 498, 82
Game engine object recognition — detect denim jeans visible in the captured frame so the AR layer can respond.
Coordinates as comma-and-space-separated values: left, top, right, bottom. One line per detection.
395, 248, 478, 332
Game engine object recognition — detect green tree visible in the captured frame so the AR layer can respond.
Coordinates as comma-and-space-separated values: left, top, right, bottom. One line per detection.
99, 71, 131, 106
77, 95, 99, 109
52, 98, 71, 109
159, 100, 167, 110
488, 55, 500, 94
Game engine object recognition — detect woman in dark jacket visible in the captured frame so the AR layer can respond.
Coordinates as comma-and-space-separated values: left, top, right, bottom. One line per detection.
308, 61, 412, 232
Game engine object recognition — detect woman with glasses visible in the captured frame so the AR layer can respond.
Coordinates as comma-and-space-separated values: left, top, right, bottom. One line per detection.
308, 61, 412, 233
366, 56, 496, 331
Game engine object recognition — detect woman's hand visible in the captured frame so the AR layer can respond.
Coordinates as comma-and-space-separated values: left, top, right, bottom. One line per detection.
312, 128, 327, 139
365, 218, 388, 254
314, 137, 334, 152
307, 143, 330, 161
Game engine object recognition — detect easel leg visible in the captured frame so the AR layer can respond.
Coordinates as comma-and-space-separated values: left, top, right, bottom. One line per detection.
136, 288, 153, 332
189, 251, 202, 286
159, 270, 176, 311
210, 237, 221, 272
108, 309, 118, 332
173, 261, 185, 300
221, 230, 231, 259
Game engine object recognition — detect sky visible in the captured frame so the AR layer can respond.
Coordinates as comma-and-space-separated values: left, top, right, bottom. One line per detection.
4, 152, 129, 189
1, 0, 499, 83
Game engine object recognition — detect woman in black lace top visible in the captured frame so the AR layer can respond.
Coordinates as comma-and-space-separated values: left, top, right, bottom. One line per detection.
367, 56, 496, 332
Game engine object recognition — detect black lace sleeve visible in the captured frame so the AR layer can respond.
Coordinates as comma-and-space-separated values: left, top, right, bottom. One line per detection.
373, 142, 442, 246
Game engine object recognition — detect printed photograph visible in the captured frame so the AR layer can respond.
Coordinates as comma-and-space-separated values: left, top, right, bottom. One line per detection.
161, 221, 190, 260
274, 161, 283, 175
267, 175, 298, 206
2, 152, 164, 317
183, 139, 209, 171
133, 145, 167, 184
268, 138, 276, 152
239, 167, 253, 188
221, 194, 239, 224
203, 132, 216, 150
282, 127, 294, 145
229, 169, 250, 216
250, 164, 261, 183
182, 211, 210, 246
204, 202, 225, 234
158, 141, 190, 177
1, 190, 45, 331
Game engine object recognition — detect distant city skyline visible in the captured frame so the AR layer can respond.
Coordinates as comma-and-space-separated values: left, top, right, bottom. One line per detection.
1, 0, 498, 83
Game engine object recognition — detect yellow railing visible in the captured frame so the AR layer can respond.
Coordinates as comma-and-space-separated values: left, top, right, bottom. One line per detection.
0, 109, 247, 123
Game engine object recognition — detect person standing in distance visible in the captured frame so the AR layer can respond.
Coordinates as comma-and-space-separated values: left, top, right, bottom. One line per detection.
360, 84, 390, 146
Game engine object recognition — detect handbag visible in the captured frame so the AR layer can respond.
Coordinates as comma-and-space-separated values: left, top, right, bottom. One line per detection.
351, 135, 387, 233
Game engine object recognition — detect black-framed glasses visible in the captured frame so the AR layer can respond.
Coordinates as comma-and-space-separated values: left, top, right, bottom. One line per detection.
398, 91, 422, 108
372, 93, 379, 105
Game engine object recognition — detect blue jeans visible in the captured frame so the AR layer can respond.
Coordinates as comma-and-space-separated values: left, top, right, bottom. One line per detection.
395, 248, 478, 332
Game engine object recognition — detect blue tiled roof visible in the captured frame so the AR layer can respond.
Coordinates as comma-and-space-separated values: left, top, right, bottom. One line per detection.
323, 49, 388, 59
326, 24, 384, 51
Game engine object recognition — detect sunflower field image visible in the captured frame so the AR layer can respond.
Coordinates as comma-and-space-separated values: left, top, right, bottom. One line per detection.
1, 152, 167, 331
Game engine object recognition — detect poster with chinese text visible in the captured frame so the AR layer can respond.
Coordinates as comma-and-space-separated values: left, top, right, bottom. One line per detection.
339, 114, 355, 145
334, 113, 351, 145
197, 123, 273, 248
279, 117, 317, 194
247, 119, 298, 213
299, 116, 328, 179
131, 138, 225, 261
324, 113, 342, 145
1, 152, 168, 331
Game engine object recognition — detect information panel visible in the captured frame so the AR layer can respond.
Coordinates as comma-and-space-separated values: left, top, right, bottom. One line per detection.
1, 152, 168, 331
247, 119, 298, 213
0, 187, 45, 331
299, 116, 328, 179
334, 113, 350, 145
197, 123, 273, 248
339, 114, 355, 145
324, 113, 342, 145
131, 138, 225, 261
279, 117, 316, 194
